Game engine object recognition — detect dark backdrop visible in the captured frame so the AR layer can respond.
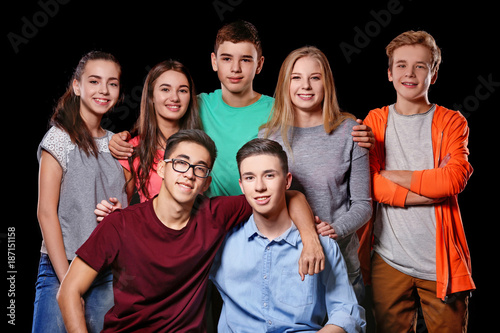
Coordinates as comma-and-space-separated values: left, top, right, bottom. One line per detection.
5, 0, 497, 331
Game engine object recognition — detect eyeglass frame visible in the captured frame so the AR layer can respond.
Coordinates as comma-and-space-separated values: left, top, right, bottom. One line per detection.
163, 158, 212, 178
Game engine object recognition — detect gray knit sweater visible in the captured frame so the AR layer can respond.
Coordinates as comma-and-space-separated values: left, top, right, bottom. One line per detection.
261, 119, 372, 281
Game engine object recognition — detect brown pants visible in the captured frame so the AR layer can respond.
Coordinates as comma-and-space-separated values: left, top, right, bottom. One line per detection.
371, 252, 468, 333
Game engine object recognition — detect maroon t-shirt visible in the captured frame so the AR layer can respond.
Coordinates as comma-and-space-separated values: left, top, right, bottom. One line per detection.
76, 195, 251, 332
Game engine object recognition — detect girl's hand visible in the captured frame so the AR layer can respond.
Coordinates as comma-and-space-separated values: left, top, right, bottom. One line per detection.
94, 198, 122, 222
315, 216, 338, 240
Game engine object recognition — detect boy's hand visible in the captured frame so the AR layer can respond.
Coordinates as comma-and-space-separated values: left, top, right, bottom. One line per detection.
95, 198, 122, 222
352, 119, 375, 149
109, 131, 133, 159
315, 216, 338, 240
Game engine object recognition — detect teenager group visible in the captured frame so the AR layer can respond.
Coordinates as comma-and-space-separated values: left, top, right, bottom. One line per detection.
33, 19, 474, 333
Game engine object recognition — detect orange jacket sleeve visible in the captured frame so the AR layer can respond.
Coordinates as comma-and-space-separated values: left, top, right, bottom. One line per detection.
410, 109, 473, 199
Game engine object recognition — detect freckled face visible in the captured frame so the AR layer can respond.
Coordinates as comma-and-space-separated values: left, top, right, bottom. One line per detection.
388, 44, 437, 104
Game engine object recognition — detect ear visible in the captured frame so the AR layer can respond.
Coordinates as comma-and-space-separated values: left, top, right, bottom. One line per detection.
285, 172, 292, 190
201, 176, 212, 193
72, 79, 81, 96
387, 67, 393, 82
430, 69, 438, 85
157, 160, 166, 179
256, 56, 265, 75
211, 52, 218, 72
238, 178, 245, 195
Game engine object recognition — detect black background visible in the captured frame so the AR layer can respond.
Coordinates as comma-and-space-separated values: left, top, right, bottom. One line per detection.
4, 0, 497, 331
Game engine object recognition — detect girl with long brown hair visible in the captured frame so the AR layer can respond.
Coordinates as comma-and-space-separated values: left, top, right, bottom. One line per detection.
34, 51, 129, 332
97, 60, 202, 212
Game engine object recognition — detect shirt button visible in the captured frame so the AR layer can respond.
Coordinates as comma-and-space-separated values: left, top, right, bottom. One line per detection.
267, 320, 272, 325
263, 274, 267, 279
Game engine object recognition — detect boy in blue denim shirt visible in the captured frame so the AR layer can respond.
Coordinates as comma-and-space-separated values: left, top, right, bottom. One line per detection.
210, 138, 366, 333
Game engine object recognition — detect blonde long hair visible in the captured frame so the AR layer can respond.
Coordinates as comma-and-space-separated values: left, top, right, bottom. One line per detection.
261, 46, 354, 152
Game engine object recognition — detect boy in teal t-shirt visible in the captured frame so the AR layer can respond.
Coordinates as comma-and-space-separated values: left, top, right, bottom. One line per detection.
199, 90, 273, 196
201, 20, 270, 196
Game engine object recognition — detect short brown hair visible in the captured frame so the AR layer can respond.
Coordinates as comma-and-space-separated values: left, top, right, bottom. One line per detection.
236, 138, 288, 176
214, 20, 262, 58
386, 30, 442, 73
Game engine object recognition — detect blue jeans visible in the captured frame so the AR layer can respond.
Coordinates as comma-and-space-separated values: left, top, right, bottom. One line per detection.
32, 253, 114, 333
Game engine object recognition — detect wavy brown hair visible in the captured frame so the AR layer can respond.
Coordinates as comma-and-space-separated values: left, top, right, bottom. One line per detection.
51, 51, 122, 156
129, 60, 202, 199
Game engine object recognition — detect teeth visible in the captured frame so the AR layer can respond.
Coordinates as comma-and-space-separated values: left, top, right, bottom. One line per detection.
256, 196, 269, 201
95, 98, 108, 102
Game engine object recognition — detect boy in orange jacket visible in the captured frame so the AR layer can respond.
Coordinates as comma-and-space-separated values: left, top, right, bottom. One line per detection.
361, 31, 474, 332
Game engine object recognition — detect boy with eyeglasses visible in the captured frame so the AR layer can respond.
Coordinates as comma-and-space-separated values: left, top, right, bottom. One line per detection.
57, 130, 324, 333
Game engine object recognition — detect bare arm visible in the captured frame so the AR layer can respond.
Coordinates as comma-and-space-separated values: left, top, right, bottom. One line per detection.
57, 257, 99, 333
318, 325, 346, 333
37, 151, 69, 282
109, 131, 133, 159
285, 190, 325, 280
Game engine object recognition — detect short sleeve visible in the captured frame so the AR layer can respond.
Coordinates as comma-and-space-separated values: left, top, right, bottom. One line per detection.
76, 211, 123, 273
37, 126, 74, 173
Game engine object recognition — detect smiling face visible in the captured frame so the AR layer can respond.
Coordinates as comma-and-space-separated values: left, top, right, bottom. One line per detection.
211, 41, 264, 95
289, 56, 325, 120
238, 154, 291, 220
153, 70, 191, 125
157, 141, 212, 206
388, 44, 438, 107
72, 59, 121, 118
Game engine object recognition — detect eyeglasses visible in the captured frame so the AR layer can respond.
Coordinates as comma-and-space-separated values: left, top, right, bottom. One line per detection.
164, 159, 211, 178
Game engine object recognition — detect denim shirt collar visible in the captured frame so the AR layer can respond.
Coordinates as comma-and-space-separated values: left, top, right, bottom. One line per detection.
244, 214, 299, 246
